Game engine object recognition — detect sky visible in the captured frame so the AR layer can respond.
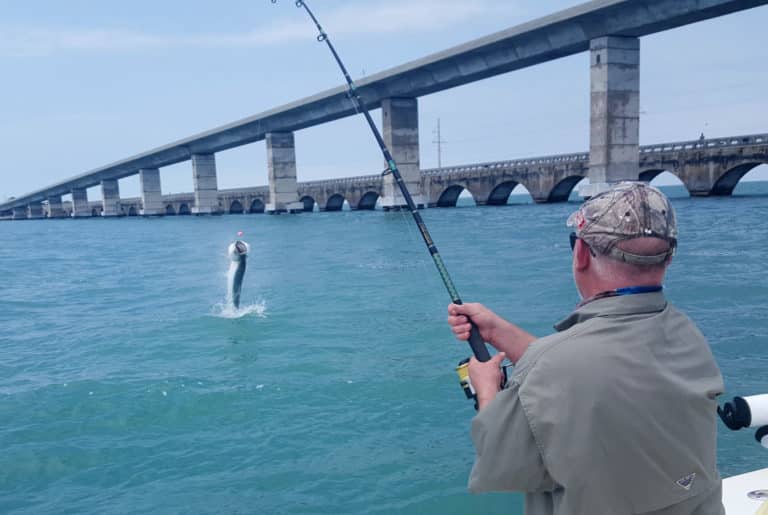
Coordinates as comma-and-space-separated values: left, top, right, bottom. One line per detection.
1, 0, 767, 202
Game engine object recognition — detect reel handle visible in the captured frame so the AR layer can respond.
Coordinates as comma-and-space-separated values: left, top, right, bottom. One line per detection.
456, 355, 508, 411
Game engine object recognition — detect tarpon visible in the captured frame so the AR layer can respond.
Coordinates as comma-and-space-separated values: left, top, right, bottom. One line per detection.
227, 240, 249, 309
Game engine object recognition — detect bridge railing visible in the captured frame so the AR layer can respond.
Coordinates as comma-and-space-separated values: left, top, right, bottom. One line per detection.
162, 193, 195, 202
640, 133, 768, 154
299, 174, 383, 188
218, 186, 269, 195
420, 132, 768, 177
422, 151, 589, 176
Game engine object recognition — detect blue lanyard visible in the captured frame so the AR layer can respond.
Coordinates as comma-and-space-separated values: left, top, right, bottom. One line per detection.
579, 285, 663, 307
614, 285, 663, 296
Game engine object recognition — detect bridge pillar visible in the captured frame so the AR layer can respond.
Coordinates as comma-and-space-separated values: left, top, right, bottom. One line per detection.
71, 188, 90, 217
584, 36, 640, 198
47, 195, 66, 218
380, 98, 425, 210
266, 132, 303, 214
27, 203, 44, 219
191, 154, 221, 215
12, 206, 27, 220
139, 168, 164, 215
101, 179, 120, 217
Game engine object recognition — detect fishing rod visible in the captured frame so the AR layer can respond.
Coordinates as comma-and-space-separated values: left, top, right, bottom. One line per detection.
270, 0, 492, 400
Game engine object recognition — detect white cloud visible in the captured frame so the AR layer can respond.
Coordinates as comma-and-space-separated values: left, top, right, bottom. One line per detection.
0, 0, 523, 57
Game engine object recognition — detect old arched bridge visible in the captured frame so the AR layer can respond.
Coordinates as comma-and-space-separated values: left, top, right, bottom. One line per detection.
5, 132, 767, 218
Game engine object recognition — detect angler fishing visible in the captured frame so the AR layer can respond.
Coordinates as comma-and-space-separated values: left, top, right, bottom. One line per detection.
270, 0, 493, 407
260, 8, 768, 511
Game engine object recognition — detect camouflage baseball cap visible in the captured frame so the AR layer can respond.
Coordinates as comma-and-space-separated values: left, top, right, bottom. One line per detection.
567, 182, 677, 265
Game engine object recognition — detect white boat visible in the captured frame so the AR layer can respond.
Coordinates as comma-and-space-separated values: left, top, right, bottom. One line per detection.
720, 395, 768, 514
722, 468, 768, 514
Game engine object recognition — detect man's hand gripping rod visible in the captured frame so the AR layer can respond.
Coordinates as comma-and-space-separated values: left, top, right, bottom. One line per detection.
272, 0, 493, 404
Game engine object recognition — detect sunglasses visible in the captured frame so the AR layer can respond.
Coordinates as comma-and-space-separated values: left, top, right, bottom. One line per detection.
569, 232, 596, 256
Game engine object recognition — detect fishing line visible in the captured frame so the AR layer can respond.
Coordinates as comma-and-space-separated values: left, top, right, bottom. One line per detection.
271, 0, 491, 364
389, 190, 429, 271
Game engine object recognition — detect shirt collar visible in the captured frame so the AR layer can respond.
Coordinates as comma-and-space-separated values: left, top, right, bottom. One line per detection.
554, 290, 668, 332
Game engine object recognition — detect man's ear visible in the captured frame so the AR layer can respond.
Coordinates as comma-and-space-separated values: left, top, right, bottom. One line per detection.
574, 239, 591, 272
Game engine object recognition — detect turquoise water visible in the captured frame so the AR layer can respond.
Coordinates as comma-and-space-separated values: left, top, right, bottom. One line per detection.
1, 183, 767, 514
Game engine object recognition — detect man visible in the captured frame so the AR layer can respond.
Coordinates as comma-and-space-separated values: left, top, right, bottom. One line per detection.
447, 182, 724, 514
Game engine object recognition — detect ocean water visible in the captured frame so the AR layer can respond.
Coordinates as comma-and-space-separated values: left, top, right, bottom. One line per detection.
1, 183, 767, 514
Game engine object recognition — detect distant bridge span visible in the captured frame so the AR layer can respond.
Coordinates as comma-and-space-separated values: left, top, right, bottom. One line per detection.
18, 133, 765, 218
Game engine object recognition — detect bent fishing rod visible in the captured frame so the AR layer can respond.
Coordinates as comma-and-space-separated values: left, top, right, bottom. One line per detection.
271, 1, 492, 374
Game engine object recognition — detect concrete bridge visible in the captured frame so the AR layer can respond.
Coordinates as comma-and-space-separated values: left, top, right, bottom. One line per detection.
2, 0, 768, 219
423, 132, 768, 206
298, 132, 768, 209
20, 133, 765, 219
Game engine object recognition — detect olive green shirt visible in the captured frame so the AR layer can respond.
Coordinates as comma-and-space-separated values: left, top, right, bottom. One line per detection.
469, 292, 724, 515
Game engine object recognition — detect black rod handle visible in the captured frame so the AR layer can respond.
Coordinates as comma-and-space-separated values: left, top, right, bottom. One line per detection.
454, 299, 491, 361
468, 323, 491, 362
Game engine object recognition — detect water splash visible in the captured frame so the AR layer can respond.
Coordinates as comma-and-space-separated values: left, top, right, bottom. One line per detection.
211, 300, 267, 319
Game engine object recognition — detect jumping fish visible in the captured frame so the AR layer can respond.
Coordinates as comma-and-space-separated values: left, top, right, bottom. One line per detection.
227, 239, 249, 309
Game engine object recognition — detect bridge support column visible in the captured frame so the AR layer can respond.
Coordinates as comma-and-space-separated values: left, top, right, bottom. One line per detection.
27, 203, 44, 219
191, 154, 221, 215
266, 132, 303, 214
12, 206, 27, 220
583, 36, 640, 198
139, 168, 164, 216
71, 188, 90, 217
47, 195, 66, 218
380, 98, 425, 210
101, 179, 120, 217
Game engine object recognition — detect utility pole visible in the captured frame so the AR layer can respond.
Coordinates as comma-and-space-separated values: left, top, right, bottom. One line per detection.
432, 118, 447, 168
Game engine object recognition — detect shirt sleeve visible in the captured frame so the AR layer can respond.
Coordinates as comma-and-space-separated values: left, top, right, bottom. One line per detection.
468, 382, 554, 493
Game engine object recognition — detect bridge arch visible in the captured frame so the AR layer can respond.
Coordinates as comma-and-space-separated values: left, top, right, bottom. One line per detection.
712, 162, 766, 196
178, 203, 191, 215
357, 191, 379, 210
229, 200, 244, 214
165, 204, 176, 215
734, 164, 768, 194
639, 169, 667, 183
249, 199, 265, 213
300, 196, 315, 212
435, 185, 477, 207
486, 181, 519, 205
641, 171, 690, 197
128, 206, 138, 216
325, 193, 345, 212
548, 176, 584, 202
482, 180, 536, 205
